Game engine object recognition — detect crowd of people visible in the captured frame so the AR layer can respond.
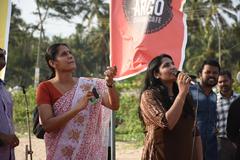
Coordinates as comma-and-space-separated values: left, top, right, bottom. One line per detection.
0, 45, 240, 160
139, 55, 240, 160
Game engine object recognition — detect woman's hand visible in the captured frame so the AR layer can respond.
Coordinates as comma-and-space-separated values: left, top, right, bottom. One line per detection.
102, 66, 120, 110
104, 66, 117, 87
177, 72, 191, 96
76, 91, 93, 111
165, 72, 192, 130
39, 91, 94, 133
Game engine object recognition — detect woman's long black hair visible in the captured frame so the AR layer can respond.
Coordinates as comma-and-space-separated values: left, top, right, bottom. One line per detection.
45, 43, 69, 79
139, 54, 194, 127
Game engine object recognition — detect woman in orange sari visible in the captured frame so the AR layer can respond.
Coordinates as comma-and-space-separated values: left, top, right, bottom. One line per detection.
36, 43, 119, 160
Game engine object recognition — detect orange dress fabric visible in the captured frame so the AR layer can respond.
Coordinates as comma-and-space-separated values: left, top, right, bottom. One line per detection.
36, 81, 62, 106
140, 89, 198, 160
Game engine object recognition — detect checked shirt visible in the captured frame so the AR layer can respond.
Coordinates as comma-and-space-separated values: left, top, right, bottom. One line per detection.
216, 92, 239, 138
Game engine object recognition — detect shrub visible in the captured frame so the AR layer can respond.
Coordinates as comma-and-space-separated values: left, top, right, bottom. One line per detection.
115, 75, 145, 144
12, 86, 36, 134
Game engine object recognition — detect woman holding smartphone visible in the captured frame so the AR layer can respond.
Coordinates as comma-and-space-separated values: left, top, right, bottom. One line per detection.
36, 43, 119, 160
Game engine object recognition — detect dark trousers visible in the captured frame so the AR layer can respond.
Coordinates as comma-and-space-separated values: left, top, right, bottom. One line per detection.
217, 137, 236, 160
236, 147, 240, 160
202, 134, 218, 160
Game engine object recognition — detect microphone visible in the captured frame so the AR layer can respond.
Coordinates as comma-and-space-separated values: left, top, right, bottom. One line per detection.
171, 69, 196, 85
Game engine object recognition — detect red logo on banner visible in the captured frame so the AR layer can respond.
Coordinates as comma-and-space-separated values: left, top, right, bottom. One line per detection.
110, 0, 187, 80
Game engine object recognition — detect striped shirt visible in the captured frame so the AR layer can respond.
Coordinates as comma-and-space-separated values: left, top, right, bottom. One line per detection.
216, 92, 239, 138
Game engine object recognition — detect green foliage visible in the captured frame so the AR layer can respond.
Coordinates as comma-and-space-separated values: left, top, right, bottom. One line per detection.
12, 86, 36, 133
233, 81, 240, 93
115, 93, 144, 144
116, 73, 144, 91
36, 0, 110, 77
6, 4, 38, 86
115, 75, 145, 144
183, 1, 240, 75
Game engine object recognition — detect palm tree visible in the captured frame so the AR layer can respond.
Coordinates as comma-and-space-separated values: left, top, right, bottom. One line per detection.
183, 0, 239, 73
77, 0, 110, 72
37, 0, 110, 73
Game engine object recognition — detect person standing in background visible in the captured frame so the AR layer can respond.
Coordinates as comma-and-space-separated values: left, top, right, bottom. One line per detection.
227, 69, 240, 160
0, 48, 19, 160
216, 70, 239, 160
190, 58, 220, 160
227, 96, 240, 160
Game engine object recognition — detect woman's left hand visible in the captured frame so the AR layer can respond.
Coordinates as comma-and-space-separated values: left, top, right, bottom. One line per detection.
103, 66, 120, 110
104, 66, 117, 86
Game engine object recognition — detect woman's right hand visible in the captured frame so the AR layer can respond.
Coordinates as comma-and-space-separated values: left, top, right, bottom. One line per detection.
76, 91, 93, 111
177, 72, 191, 97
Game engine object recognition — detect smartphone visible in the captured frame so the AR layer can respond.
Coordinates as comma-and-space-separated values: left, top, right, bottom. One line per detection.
92, 87, 99, 99
90, 87, 99, 105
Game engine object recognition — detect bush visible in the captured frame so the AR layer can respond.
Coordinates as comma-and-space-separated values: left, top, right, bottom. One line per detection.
12, 86, 36, 134
115, 76, 145, 144
116, 73, 144, 91
115, 94, 144, 145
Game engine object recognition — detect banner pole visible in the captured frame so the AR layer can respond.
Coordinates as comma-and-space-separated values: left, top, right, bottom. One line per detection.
110, 111, 116, 160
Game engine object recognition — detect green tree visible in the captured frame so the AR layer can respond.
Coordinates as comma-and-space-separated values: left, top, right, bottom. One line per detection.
6, 4, 39, 86
37, 0, 110, 74
183, 1, 240, 74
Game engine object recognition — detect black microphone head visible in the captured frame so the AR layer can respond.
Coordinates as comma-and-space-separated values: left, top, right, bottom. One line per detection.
171, 69, 180, 77
171, 69, 197, 85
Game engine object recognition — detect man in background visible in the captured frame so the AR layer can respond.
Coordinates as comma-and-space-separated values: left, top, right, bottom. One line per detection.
227, 72, 240, 160
190, 58, 220, 160
0, 48, 19, 160
216, 70, 239, 160
227, 96, 240, 160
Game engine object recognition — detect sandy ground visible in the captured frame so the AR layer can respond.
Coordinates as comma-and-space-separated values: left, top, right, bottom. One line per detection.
15, 136, 142, 160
